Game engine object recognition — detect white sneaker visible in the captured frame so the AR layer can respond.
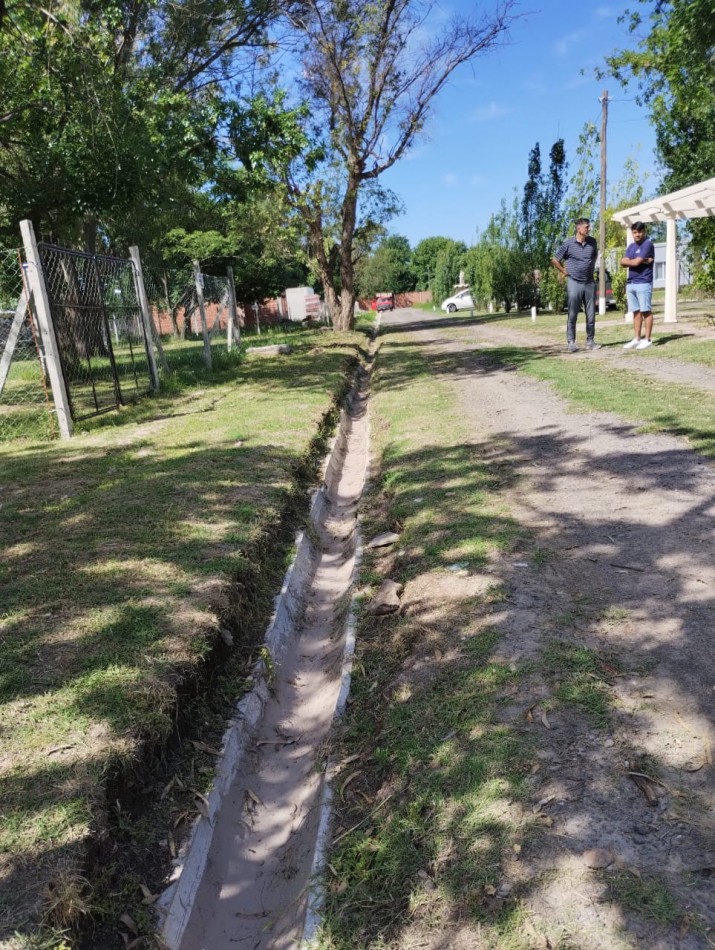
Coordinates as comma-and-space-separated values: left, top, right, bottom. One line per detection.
636, 339, 653, 350
623, 339, 640, 349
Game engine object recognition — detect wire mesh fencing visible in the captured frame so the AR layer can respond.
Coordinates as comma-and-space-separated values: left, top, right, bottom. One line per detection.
36, 244, 154, 421
0, 247, 57, 442
142, 265, 242, 375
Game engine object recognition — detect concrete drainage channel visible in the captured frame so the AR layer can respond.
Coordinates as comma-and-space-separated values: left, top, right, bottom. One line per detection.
155, 347, 374, 949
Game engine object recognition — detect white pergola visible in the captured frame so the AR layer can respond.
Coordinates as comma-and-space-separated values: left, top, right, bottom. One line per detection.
612, 176, 715, 323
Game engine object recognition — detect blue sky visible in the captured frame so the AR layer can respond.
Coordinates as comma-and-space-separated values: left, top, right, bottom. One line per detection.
380, 1, 658, 247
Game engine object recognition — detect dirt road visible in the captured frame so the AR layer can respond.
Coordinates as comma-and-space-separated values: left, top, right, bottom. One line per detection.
380, 308, 715, 948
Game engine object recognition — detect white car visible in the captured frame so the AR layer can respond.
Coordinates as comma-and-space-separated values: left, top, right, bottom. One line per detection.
441, 288, 474, 313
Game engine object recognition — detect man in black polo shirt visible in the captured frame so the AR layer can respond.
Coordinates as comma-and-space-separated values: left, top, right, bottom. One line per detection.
551, 218, 600, 353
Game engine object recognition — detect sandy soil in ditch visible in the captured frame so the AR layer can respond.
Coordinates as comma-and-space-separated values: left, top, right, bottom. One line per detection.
379, 308, 715, 949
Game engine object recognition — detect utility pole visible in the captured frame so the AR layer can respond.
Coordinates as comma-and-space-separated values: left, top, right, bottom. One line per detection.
598, 89, 609, 316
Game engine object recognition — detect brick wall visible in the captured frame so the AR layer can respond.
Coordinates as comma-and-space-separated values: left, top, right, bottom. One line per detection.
151, 296, 289, 335
357, 289, 433, 310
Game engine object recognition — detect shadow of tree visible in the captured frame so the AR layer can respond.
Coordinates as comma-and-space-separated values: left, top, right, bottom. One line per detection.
0, 337, 361, 942
319, 318, 715, 948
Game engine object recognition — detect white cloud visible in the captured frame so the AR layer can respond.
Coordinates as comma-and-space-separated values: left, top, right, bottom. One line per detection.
554, 29, 588, 58
470, 101, 510, 122
470, 174, 488, 187
442, 173, 459, 187
594, 6, 616, 19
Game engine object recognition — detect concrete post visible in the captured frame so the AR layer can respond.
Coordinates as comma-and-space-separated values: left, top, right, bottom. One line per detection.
226, 267, 240, 351
664, 217, 678, 323
192, 260, 212, 369
19, 220, 73, 438
129, 246, 162, 388
0, 290, 27, 395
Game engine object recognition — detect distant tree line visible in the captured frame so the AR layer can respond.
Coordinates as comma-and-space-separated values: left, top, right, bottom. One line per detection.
0, 0, 709, 326
364, 129, 648, 314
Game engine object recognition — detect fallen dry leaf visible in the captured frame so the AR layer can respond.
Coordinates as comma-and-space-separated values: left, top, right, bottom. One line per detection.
340, 770, 363, 802
191, 740, 222, 756
628, 771, 667, 806
160, 776, 176, 800
140, 883, 157, 905
119, 913, 138, 934
246, 788, 264, 807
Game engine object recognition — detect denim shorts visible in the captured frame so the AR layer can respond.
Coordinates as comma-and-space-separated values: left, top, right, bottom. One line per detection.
627, 283, 653, 314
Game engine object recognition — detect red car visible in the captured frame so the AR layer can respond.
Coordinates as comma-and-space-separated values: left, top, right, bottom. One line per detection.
375, 292, 394, 312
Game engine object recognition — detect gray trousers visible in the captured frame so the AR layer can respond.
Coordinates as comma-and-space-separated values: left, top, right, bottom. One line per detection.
566, 278, 596, 343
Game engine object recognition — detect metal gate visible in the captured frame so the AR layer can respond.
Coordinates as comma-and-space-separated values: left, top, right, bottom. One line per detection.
36, 243, 153, 421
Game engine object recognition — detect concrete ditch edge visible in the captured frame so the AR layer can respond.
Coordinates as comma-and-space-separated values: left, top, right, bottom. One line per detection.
154, 365, 370, 948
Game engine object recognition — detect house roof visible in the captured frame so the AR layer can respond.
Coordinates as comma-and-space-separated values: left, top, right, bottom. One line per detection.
612, 177, 715, 225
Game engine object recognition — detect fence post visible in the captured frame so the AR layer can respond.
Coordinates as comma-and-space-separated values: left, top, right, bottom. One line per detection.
0, 290, 28, 395
192, 260, 212, 370
19, 220, 73, 439
129, 246, 163, 389
226, 266, 240, 351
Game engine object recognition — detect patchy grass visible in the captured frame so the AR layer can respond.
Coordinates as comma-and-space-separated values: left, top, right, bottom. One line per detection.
541, 640, 620, 728
0, 325, 365, 944
318, 330, 541, 948
605, 871, 683, 925
469, 343, 715, 459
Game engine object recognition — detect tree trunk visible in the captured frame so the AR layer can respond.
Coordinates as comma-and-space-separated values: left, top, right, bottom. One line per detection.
162, 271, 181, 337
306, 217, 343, 327
335, 177, 359, 331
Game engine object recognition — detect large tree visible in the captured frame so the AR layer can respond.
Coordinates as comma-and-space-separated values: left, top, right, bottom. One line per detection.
279, 0, 518, 329
0, 0, 285, 249
464, 198, 524, 312
356, 234, 413, 298
606, 0, 715, 290
520, 139, 568, 308
411, 236, 455, 291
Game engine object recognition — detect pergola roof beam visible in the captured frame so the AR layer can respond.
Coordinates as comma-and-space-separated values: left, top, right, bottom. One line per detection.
612, 176, 715, 225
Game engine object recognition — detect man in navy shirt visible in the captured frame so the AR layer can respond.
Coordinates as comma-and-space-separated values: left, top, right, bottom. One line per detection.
551, 218, 599, 353
621, 222, 655, 350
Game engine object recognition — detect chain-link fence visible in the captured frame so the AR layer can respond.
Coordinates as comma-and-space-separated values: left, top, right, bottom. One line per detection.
0, 248, 57, 442
142, 266, 241, 374
36, 244, 154, 421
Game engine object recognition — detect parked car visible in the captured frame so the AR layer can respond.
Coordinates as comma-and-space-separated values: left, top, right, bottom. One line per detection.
375, 292, 394, 312
561, 270, 616, 311
596, 270, 617, 310
441, 288, 474, 313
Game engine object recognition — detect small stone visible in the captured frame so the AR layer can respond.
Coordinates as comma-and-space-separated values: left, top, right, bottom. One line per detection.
366, 531, 401, 549
367, 579, 403, 615
583, 848, 615, 869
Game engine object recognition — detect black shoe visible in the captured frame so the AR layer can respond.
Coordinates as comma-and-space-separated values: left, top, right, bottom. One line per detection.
567, 342, 578, 353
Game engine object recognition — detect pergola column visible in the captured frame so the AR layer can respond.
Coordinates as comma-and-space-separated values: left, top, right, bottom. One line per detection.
664, 217, 678, 324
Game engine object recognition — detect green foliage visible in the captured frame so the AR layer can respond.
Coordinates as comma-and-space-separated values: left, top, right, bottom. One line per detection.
606, 0, 715, 290
563, 122, 600, 225
520, 139, 568, 308
410, 236, 455, 290
356, 234, 414, 298
431, 240, 467, 304
463, 198, 525, 312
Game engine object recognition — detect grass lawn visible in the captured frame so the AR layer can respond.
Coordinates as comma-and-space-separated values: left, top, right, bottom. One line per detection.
317, 314, 708, 949
318, 329, 537, 948
0, 325, 367, 946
